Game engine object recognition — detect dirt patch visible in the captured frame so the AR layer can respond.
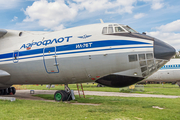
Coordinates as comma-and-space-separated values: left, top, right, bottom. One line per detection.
152, 106, 164, 110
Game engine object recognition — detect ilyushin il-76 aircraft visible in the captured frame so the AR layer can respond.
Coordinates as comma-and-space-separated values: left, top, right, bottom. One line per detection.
0, 22, 176, 101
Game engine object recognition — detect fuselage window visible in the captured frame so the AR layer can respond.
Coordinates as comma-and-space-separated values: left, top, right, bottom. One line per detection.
140, 61, 146, 66
108, 27, 113, 33
146, 53, 153, 59
138, 54, 145, 60
141, 66, 147, 72
129, 54, 137, 62
102, 27, 107, 34
115, 27, 125, 32
147, 60, 154, 65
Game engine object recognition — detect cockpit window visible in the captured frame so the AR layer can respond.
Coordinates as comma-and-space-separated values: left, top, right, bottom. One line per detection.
102, 27, 107, 34
115, 27, 125, 32
102, 24, 138, 34
108, 27, 113, 33
114, 24, 118, 26
122, 26, 137, 33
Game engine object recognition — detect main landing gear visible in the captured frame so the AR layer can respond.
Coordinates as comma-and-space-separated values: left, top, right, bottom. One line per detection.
54, 85, 74, 101
0, 87, 16, 95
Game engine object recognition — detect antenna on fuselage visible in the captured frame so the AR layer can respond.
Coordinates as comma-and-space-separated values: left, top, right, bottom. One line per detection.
100, 19, 104, 23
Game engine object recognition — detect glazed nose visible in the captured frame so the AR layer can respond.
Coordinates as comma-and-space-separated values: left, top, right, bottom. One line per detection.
154, 39, 176, 60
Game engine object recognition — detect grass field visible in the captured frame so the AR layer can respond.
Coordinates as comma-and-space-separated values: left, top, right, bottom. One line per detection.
17, 83, 180, 96
0, 95, 180, 120
0, 84, 179, 120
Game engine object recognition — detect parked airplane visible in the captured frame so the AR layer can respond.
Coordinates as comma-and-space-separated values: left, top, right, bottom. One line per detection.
0, 23, 176, 101
140, 59, 180, 87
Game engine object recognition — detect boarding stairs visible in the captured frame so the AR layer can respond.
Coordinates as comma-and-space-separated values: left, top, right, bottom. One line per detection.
76, 83, 85, 98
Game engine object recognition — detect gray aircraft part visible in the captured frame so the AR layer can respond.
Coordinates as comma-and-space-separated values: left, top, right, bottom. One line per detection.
0, 29, 7, 37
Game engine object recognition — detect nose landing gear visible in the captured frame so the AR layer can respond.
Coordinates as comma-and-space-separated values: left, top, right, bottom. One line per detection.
54, 85, 75, 101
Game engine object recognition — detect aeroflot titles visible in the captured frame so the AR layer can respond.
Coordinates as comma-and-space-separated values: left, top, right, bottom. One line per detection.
20, 36, 73, 49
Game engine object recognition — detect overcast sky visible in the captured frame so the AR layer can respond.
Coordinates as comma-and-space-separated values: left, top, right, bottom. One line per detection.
1, 0, 180, 50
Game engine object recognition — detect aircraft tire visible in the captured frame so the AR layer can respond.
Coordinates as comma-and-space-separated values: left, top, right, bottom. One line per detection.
0, 89, 4, 95
61, 90, 69, 101
54, 90, 68, 101
3, 89, 8, 95
12, 87, 16, 95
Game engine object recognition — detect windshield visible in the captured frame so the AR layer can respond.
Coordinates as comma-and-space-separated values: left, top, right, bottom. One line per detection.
102, 24, 138, 34
122, 26, 137, 33
115, 27, 125, 32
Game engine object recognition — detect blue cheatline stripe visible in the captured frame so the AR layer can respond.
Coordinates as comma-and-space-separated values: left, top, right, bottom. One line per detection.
0, 46, 153, 63
160, 64, 180, 70
0, 40, 151, 60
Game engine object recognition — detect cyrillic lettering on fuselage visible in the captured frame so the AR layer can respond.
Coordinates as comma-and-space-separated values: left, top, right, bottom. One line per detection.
20, 36, 73, 49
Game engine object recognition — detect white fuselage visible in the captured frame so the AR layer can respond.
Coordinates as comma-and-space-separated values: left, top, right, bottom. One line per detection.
0, 23, 175, 89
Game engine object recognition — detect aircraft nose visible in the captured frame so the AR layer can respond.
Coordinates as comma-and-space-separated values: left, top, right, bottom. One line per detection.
154, 39, 176, 60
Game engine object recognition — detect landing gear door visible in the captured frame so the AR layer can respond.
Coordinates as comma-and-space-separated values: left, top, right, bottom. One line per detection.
13, 51, 19, 63
43, 47, 59, 74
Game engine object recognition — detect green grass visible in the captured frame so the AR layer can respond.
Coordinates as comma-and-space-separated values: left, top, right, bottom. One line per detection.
20, 83, 180, 96
0, 95, 180, 120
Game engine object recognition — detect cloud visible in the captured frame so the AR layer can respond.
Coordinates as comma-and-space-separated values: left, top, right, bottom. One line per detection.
151, 1, 164, 10
146, 19, 180, 50
72, 0, 136, 14
23, 0, 137, 30
134, 13, 146, 19
0, 0, 21, 9
11, 16, 18, 22
9, 21, 45, 31
24, 0, 78, 30
21, 0, 166, 31
156, 19, 180, 32
52, 24, 64, 31
147, 31, 180, 50
140, 0, 164, 10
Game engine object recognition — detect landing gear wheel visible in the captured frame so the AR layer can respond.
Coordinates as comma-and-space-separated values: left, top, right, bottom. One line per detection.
3, 88, 8, 95
54, 90, 68, 101
8, 87, 14, 95
12, 87, 16, 95
0, 89, 4, 95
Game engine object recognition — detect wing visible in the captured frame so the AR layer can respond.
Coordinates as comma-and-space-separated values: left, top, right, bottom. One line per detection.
0, 29, 7, 38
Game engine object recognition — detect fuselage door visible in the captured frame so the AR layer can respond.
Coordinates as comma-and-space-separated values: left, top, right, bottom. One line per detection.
43, 47, 59, 74
13, 51, 19, 63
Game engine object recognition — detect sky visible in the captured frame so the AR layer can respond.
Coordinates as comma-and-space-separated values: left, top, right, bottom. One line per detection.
1, 0, 180, 50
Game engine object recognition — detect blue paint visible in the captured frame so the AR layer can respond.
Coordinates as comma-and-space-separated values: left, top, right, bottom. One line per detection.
78, 34, 92, 39
20, 36, 72, 49
0, 46, 153, 63
160, 64, 180, 70
0, 40, 151, 60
